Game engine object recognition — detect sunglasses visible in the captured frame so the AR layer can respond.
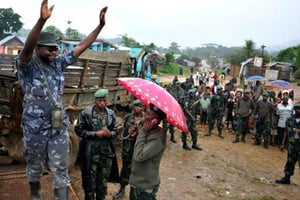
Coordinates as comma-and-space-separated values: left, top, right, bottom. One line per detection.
40, 45, 58, 52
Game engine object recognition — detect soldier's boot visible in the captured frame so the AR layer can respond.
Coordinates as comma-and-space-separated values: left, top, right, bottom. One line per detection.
170, 133, 177, 143
54, 187, 68, 200
253, 139, 261, 145
182, 142, 191, 151
29, 182, 41, 200
275, 174, 291, 184
263, 141, 268, 149
232, 135, 240, 143
204, 130, 212, 136
192, 142, 203, 151
241, 135, 246, 143
113, 185, 125, 199
218, 131, 224, 138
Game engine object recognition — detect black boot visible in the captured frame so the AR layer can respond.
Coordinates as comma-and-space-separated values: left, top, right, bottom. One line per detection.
54, 187, 68, 200
253, 139, 260, 145
113, 186, 125, 199
192, 143, 203, 150
29, 182, 41, 200
275, 174, 291, 184
182, 142, 191, 150
170, 133, 177, 143
232, 135, 240, 143
218, 131, 224, 138
263, 141, 268, 149
241, 135, 246, 143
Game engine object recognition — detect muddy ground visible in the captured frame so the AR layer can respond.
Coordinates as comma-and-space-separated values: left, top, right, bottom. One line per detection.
69, 75, 300, 200
69, 127, 299, 200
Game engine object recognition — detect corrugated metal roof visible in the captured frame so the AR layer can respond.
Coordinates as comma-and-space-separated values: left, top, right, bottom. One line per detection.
0, 35, 25, 45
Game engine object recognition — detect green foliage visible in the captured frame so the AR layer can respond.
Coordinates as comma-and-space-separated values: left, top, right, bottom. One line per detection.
168, 42, 180, 54
65, 28, 80, 39
276, 46, 299, 63
158, 63, 180, 74
243, 39, 256, 58
44, 26, 64, 39
0, 8, 23, 40
293, 68, 300, 79
165, 52, 175, 65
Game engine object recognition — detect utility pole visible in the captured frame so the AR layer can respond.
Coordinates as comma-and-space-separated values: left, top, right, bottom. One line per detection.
67, 20, 72, 39
261, 44, 266, 66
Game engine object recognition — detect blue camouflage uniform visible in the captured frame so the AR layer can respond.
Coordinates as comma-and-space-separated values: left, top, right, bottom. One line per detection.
16, 52, 77, 189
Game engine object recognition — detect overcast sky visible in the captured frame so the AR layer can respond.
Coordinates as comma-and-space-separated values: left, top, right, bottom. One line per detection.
2, 0, 300, 49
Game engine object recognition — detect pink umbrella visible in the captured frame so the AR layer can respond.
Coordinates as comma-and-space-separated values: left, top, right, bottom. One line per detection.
117, 77, 188, 133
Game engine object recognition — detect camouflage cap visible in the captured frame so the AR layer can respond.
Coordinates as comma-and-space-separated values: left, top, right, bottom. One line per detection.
188, 88, 198, 94
37, 32, 58, 47
263, 92, 269, 97
150, 103, 166, 120
95, 89, 108, 99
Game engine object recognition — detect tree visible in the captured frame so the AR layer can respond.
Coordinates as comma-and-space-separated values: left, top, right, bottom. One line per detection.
44, 25, 64, 39
165, 52, 175, 65
168, 42, 180, 54
0, 8, 23, 40
243, 40, 255, 58
121, 34, 140, 47
65, 28, 81, 39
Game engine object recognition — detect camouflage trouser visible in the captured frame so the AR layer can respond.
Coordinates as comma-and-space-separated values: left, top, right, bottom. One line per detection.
235, 116, 250, 136
208, 113, 223, 132
284, 141, 300, 176
23, 128, 69, 189
182, 120, 198, 143
255, 118, 271, 142
83, 152, 113, 200
129, 185, 159, 200
119, 139, 136, 187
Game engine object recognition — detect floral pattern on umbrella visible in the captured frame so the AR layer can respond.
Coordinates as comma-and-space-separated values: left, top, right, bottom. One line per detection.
117, 77, 188, 133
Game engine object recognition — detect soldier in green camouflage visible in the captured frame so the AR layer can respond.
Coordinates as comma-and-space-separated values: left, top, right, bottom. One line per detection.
113, 100, 144, 199
75, 89, 119, 200
276, 103, 300, 184
180, 88, 202, 150
205, 87, 226, 138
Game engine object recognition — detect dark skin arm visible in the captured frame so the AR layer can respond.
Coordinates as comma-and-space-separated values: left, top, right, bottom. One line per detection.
20, 0, 107, 62
20, 0, 54, 62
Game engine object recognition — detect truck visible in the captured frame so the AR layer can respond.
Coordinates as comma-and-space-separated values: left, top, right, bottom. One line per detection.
0, 49, 133, 167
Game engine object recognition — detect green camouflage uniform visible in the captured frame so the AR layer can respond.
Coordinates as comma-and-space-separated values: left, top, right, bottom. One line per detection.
208, 91, 226, 133
181, 92, 199, 146
119, 112, 144, 188
75, 105, 119, 200
284, 114, 300, 176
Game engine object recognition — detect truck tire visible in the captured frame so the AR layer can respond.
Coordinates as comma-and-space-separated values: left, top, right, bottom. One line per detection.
67, 124, 79, 169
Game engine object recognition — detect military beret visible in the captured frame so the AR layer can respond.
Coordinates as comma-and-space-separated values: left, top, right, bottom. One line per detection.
263, 92, 269, 97
244, 89, 251, 94
150, 104, 166, 120
94, 89, 108, 99
294, 103, 300, 109
133, 99, 143, 107
188, 88, 198, 94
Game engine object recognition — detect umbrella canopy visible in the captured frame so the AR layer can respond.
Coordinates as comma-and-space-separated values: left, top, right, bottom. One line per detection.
117, 77, 188, 133
265, 80, 294, 90
246, 75, 266, 81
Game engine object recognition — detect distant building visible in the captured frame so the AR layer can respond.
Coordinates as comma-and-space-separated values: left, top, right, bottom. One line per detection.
0, 35, 25, 55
